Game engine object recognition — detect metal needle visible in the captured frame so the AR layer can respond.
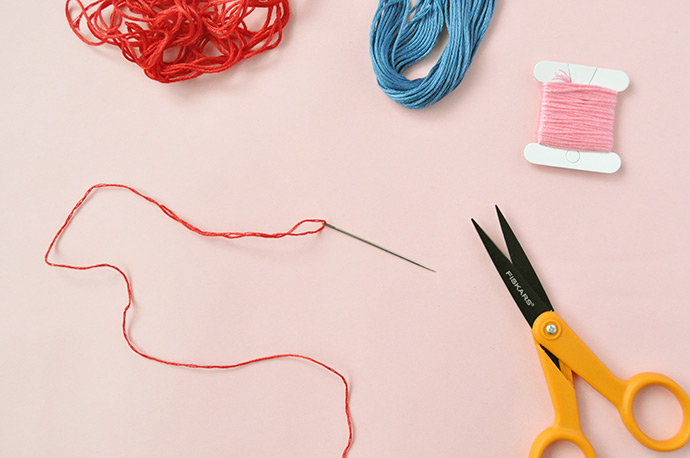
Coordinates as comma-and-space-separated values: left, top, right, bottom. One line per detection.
324, 223, 436, 273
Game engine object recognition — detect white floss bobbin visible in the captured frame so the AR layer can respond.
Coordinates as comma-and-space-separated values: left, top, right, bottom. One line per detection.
524, 61, 629, 174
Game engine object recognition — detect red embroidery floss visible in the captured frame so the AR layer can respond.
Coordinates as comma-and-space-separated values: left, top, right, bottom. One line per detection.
45, 183, 353, 457
66, 0, 291, 82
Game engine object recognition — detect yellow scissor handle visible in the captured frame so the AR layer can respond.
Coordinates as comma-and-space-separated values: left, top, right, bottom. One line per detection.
529, 343, 596, 458
533, 312, 690, 452
618, 372, 690, 450
530, 426, 596, 458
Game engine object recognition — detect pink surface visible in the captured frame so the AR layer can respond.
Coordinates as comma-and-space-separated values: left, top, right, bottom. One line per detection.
2, 1, 690, 457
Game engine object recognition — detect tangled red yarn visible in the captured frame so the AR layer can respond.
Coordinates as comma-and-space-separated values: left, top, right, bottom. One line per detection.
66, 0, 290, 82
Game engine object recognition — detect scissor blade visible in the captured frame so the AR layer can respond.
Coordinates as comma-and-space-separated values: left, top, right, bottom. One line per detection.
495, 206, 553, 310
472, 219, 553, 327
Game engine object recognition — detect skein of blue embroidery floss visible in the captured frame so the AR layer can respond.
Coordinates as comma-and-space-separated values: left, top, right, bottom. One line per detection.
370, 0, 496, 109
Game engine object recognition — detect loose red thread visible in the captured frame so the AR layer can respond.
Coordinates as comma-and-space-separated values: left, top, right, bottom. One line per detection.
65, 0, 290, 82
45, 183, 353, 457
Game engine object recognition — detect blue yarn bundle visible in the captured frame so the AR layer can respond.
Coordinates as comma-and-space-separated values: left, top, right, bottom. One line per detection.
370, 0, 496, 109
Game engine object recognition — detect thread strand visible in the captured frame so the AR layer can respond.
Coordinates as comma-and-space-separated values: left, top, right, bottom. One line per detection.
45, 183, 353, 457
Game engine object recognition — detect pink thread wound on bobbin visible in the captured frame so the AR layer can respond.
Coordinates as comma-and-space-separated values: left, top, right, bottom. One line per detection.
537, 80, 618, 153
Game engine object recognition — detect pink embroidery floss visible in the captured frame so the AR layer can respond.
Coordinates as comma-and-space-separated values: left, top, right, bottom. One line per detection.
537, 71, 618, 153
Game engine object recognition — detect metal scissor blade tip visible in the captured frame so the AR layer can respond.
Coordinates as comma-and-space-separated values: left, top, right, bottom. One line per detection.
471, 218, 485, 235
495, 208, 553, 310
495, 207, 512, 234
495, 207, 514, 243
472, 219, 511, 265
471, 219, 492, 246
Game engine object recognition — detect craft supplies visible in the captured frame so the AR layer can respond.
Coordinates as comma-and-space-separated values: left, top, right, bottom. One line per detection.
369, 0, 496, 109
66, 0, 290, 82
525, 61, 629, 174
45, 183, 353, 457
45, 183, 434, 457
473, 207, 690, 457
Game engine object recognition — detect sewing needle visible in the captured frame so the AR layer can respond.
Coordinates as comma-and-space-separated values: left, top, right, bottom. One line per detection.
324, 223, 436, 273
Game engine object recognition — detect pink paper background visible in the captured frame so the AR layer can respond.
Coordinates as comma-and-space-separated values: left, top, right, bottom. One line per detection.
2, 1, 690, 457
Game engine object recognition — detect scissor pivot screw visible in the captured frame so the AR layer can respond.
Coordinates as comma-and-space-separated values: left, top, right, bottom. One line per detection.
545, 324, 558, 335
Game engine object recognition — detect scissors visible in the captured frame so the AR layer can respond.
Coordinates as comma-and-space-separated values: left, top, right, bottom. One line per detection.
472, 206, 690, 457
